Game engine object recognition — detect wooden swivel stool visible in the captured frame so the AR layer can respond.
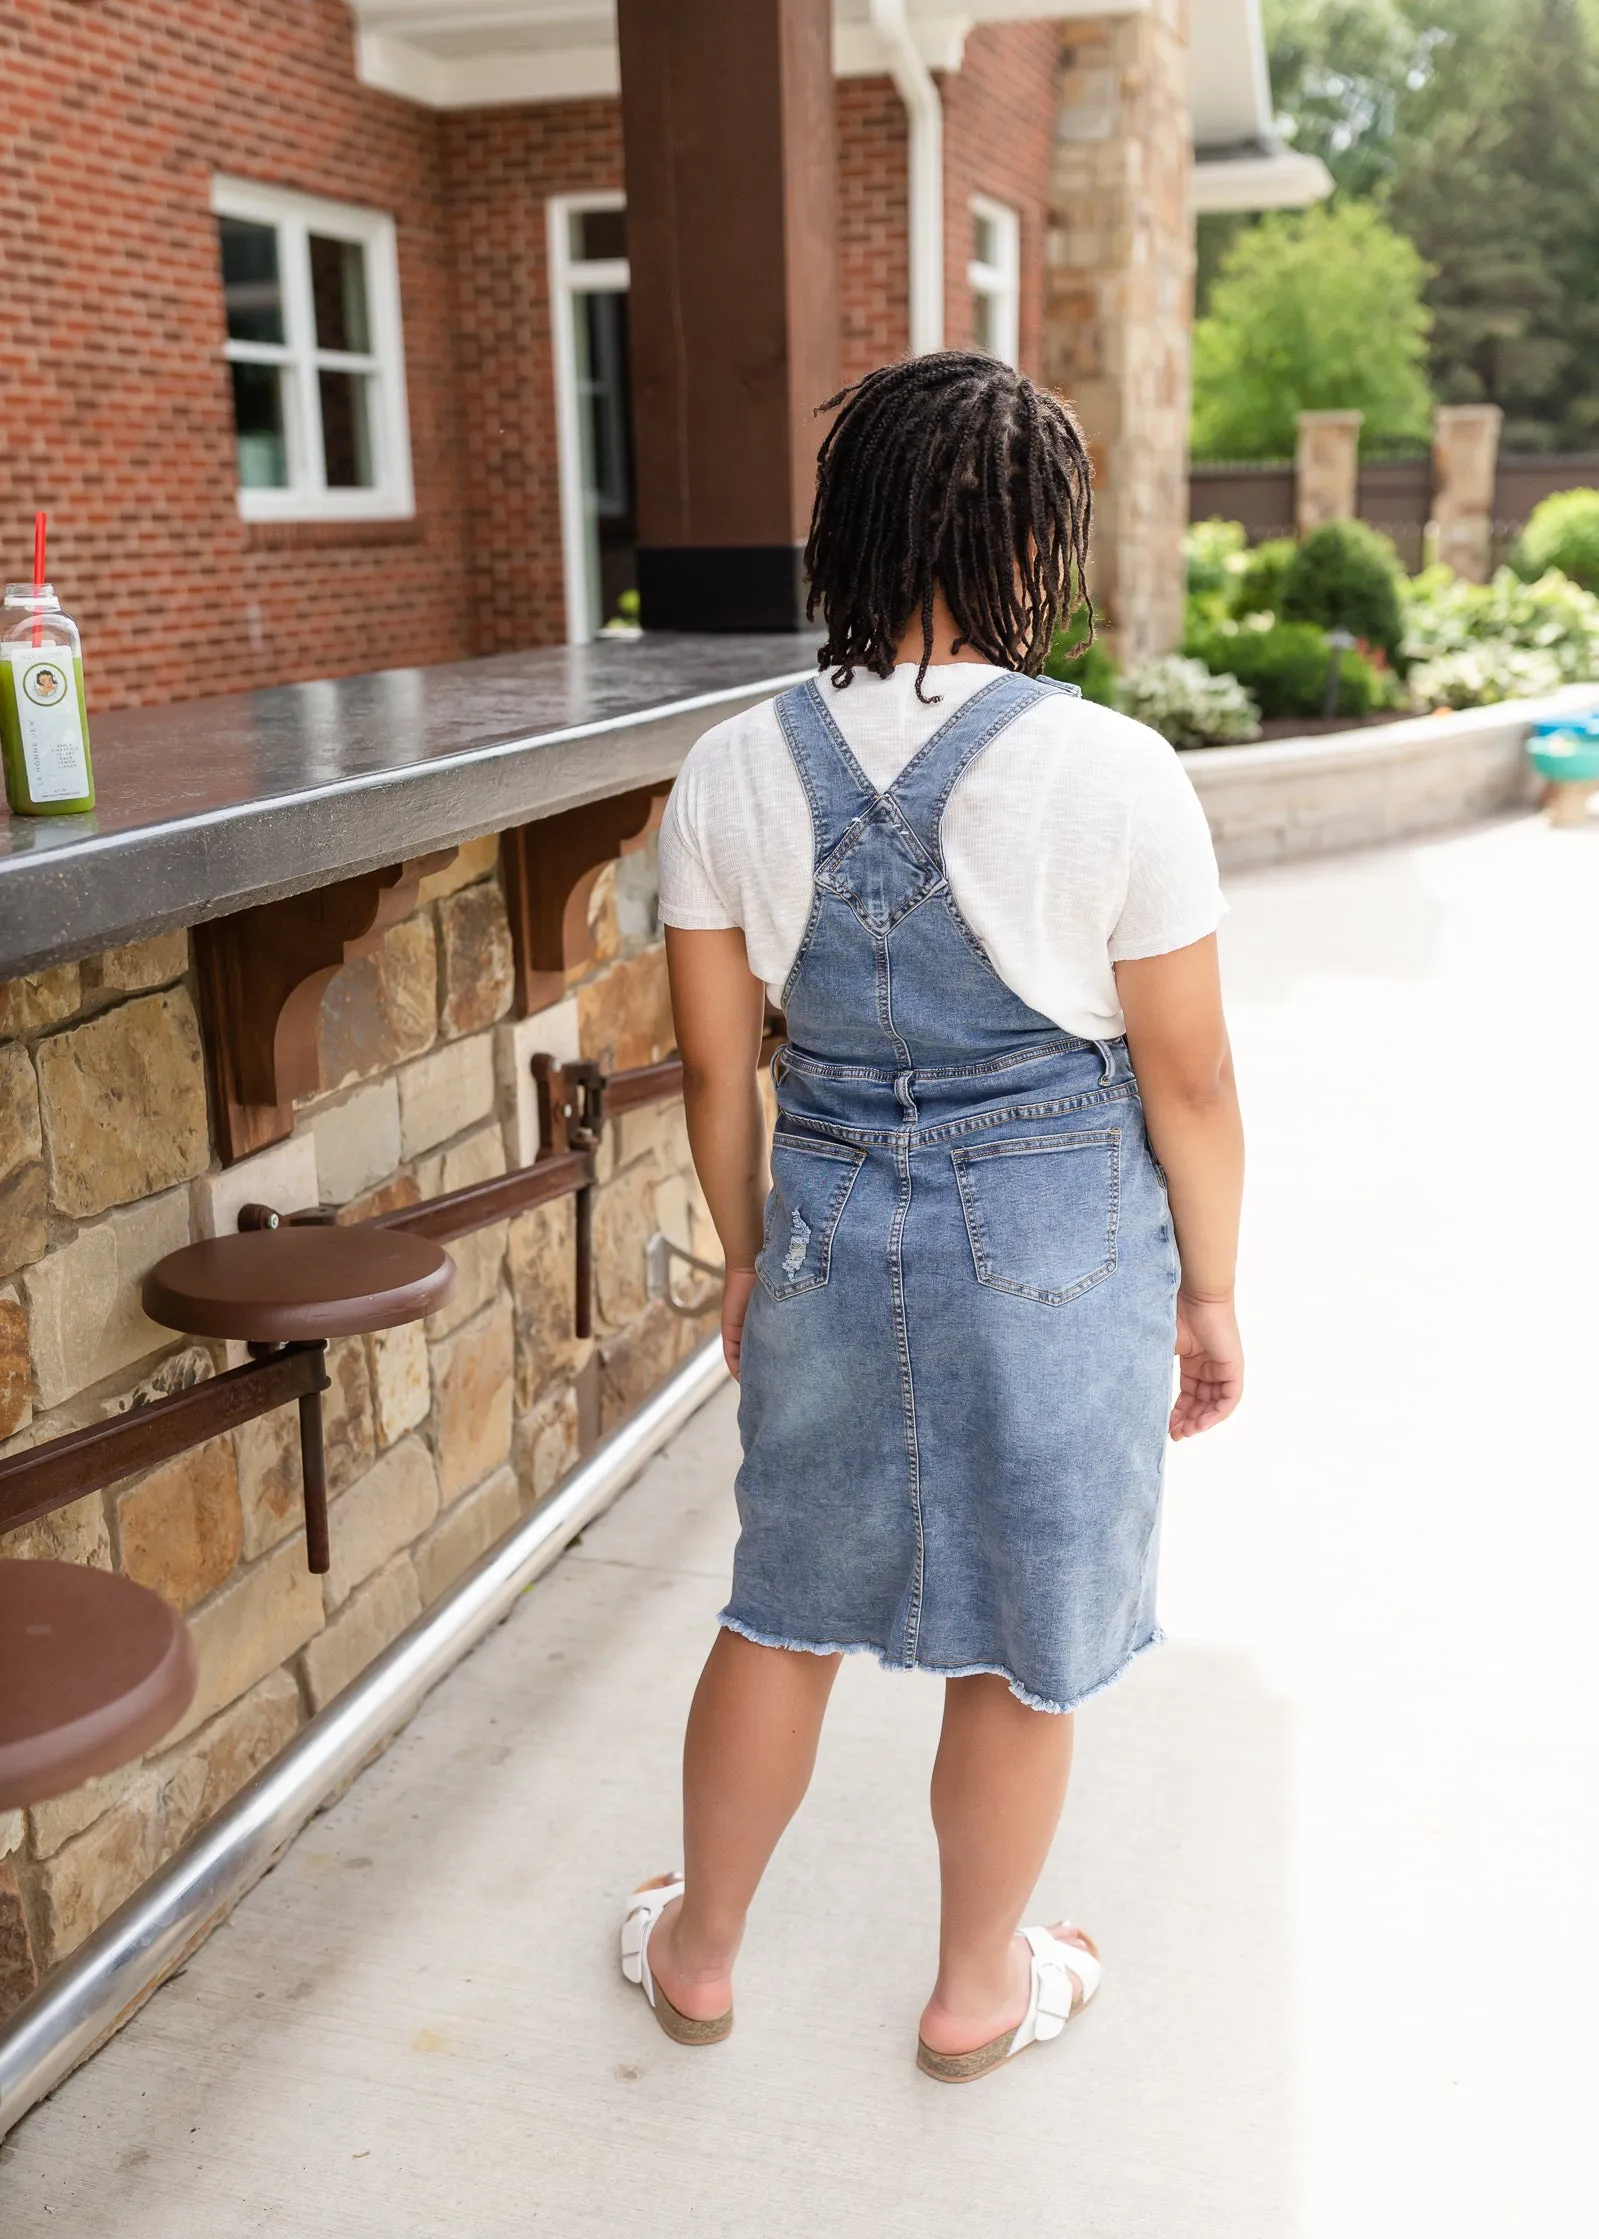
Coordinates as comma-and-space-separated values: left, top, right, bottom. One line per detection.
143, 1227, 455, 1574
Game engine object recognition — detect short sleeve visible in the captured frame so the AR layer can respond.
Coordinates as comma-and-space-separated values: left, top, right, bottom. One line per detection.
1108, 744, 1226, 963
657, 758, 739, 930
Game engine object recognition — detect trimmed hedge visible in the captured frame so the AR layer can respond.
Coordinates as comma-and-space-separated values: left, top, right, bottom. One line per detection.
1279, 520, 1405, 662
1184, 619, 1381, 720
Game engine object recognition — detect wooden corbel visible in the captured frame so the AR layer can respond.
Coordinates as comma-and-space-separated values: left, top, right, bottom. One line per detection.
500, 785, 669, 1017
194, 852, 456, 1164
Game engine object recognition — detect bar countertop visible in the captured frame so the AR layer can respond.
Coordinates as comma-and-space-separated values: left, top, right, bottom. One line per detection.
0, 632, 820, 980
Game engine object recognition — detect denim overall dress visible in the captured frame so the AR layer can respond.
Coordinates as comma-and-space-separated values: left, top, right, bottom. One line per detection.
725, 671, 1179, 1713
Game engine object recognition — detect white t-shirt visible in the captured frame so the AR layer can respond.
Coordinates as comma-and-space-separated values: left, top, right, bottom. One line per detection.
657, 663, 1224, 1040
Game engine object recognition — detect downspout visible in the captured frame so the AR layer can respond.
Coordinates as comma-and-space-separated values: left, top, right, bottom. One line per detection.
870, 0, 944, 355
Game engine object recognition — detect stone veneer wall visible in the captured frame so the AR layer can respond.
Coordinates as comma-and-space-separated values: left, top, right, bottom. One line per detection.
0, 839, 722, 2019
1046, 3, 1193, 664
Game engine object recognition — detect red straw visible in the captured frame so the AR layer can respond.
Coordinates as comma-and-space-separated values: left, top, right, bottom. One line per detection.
31, 512, 46, 649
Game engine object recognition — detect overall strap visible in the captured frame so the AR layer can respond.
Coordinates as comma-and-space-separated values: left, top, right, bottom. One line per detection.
888, 672, 1079, 861
774, 679, 882, 868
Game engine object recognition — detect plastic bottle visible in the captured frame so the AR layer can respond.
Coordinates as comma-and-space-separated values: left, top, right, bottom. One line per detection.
1, 581, 94, 815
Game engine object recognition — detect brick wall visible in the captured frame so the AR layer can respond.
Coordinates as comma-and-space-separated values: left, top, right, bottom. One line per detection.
0, 0, 472, 710
942, 22, 1058, 376
836, 78, 912, 385
442, 104, 624, 656
0, 843, 720, 2013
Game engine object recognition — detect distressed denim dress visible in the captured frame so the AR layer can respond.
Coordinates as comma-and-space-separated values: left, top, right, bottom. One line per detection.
724, 671, 1179, 1713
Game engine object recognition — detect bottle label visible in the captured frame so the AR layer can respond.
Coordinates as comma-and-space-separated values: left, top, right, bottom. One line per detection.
6, 646, 88, 803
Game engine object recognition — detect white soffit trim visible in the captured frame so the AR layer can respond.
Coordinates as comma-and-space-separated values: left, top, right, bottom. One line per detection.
1193, 146, 1333, 212
355, 28, 618, 107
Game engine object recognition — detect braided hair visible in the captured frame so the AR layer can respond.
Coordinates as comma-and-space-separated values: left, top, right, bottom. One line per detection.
804, 352, 1094, 702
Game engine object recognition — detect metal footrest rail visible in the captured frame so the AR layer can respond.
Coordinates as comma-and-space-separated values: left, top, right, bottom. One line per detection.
0, 1333, 729, 2142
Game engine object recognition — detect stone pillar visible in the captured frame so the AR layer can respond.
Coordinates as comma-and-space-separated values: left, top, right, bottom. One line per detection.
1431, 404, 1503, 583
1295, 411, 1363, 536
1044, 4, 1193, 663
616, 0, 838, 632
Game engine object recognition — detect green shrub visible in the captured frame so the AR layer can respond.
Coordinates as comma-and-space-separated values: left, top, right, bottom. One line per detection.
1115, 656, 1260, 748
1407, 643, 1566, 709
1184, 517, 1248, 614
1279, 520, 1405, 662
1511, 489, 1599, 595
1401, 564, 1599, 680
1044, 617, 1118, 704
1185, 617, 1381, 720
1230, 537, 1297, 620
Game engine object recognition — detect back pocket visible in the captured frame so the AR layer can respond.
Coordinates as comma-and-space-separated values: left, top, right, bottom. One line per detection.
757, 1133, 866, 1300
951, 1130, 1120, 1305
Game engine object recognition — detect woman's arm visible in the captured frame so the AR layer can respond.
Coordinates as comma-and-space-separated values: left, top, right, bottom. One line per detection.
1115, 933, 1245, 1438
665, 926, 770, 1378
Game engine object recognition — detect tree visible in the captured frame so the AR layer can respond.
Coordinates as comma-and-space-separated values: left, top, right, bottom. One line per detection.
1386, 0, 1599, 449
1189, 202, 1434, 460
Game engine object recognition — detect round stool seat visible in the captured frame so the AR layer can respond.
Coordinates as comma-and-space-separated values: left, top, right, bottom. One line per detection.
142, 1227, 455, 1344
0, 1561, 197, 1807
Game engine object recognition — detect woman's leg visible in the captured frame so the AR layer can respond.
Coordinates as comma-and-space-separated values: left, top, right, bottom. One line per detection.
646, 1627, 842, 2019
919, 1673, 1086, 2055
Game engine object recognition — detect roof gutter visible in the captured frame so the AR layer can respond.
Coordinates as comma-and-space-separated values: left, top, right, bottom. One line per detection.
870, 0, 944, 355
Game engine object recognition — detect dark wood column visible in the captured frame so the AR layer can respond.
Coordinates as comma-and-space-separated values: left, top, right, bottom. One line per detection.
617, 0, 838, 632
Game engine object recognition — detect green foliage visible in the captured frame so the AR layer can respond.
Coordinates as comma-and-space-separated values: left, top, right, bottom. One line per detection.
1231, 538, 1298, 620
1261, 0, 1599, 453
1185, 617, 1383, 720
1190, 202, 1434, 461
1407, 642, 1566, 707
1280, 520, 1406, 660
1512, 489, 1599, 592
1043, 616, 1118, 704
1184, 518, 1249, 606
1401, 561, 1599, 677
1114, 657, 1261, 748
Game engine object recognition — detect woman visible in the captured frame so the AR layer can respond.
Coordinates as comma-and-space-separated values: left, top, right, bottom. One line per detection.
621, 353, 1245, 2082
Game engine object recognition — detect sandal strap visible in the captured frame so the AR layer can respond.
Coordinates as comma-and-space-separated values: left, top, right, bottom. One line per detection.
620, 1873, 685, 2005
1013, 1924, 1100, 2050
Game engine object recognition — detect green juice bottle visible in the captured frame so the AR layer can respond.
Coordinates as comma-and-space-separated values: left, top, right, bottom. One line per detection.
1, 581, 94, 816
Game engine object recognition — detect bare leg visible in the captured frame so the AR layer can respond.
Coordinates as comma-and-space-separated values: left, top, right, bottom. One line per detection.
646, 1627, 842, 2020
919, 1673, 1090, 2056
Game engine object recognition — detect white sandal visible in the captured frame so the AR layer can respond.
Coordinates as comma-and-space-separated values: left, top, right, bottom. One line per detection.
916, 1922, 1100, 2083
619, 1872, 734, 2046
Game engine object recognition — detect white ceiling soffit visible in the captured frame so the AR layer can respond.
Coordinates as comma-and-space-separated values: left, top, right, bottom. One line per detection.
348, 0, 1329, 211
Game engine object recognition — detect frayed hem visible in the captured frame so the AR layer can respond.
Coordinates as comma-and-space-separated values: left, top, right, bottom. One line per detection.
715, 1610, 1165, 1716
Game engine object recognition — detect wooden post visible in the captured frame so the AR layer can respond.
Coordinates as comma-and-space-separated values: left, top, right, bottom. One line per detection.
616, 0, 838, 631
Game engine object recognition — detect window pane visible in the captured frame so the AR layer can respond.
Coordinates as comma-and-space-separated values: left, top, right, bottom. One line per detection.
230, 361, 289, 486
973, 211, 997, 269
319, 369, 375, 486
310, 234, 371, 355
218, 218, 285, 346
973, 291, 996, 354
572, 207, 626, 263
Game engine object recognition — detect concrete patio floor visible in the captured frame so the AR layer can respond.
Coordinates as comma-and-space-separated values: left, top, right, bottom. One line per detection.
2, 811, 1595, 2236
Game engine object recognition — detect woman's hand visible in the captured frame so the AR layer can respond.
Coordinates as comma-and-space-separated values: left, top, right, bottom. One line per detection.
722, 1267, 759, 1381
1170, 1292, 1244, 1438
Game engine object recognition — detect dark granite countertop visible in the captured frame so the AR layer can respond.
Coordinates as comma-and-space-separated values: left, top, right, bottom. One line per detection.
0, 632, 820, 978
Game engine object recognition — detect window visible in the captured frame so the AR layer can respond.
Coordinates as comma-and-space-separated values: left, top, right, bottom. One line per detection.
969, 196, 1021, 369
212, 177, 414, 523
548, 194, 636, 644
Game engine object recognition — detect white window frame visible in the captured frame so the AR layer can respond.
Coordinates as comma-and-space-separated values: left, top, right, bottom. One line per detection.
969, 194, 1021, 370
548, 192, 630, 646
211, 175, 415, 524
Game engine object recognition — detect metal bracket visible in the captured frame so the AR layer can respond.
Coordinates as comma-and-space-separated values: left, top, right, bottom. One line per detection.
645, 1231, 724, 1318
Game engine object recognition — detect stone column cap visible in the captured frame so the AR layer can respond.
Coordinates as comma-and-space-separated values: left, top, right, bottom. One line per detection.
1433, 403, 1504, 429
1295, 408, 1365, 428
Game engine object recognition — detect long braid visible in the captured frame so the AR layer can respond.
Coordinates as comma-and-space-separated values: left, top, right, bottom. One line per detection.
805, 352, 1094, 702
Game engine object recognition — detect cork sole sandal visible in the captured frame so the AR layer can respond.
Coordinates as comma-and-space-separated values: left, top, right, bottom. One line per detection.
620, 1873, 734, 2047
916, 1923, 1100, 2084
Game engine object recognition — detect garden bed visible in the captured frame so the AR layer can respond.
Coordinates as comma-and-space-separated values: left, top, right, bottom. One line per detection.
1181, 687, 1592, 870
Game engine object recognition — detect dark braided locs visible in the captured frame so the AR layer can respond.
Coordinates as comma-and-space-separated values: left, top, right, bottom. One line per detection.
803, 352, 1094, 703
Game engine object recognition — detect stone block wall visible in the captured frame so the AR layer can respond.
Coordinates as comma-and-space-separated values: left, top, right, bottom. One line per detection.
0, 838, 721, 2017
1046, 3, 1193, 663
